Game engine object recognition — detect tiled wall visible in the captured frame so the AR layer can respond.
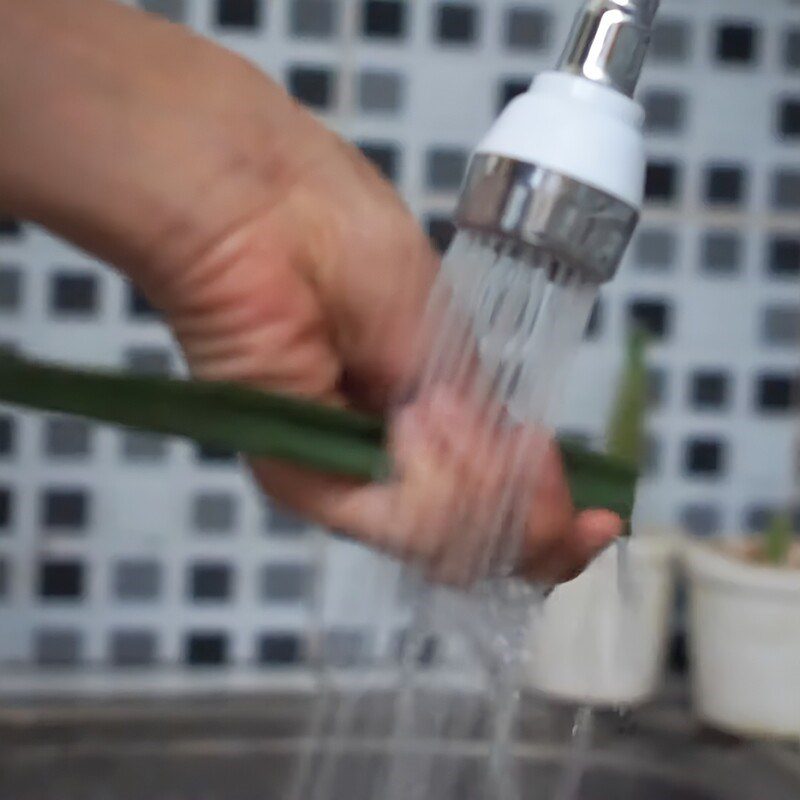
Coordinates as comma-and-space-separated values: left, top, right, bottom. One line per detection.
0, 0, 798, 669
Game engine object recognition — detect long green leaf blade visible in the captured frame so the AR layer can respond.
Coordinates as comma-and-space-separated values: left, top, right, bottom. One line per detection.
0, 351, 388, 479
0, 351, 637, 517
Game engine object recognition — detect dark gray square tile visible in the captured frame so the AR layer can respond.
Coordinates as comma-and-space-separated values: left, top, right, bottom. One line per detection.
44, 417, 91, 458
290, 0, 338, 37
0, 266, 21, 312
34, 628, 82, 666
110, 629, 158, 666
114, 560, 161, 601
260, 563, 313, 603
140, 0, 185, 21
358, 70, 403, 113
505, 7, 551, 51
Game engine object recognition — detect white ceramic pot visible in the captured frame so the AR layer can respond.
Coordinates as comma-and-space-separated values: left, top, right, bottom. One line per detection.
530, 535, 675, 706
684, 540, 800, 740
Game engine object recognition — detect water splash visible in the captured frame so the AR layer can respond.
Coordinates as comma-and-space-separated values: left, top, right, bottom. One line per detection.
553, 706, 595, 800
295, 230, 602, 800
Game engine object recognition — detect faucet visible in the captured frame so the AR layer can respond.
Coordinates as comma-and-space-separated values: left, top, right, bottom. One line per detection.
455, 0, 660, 285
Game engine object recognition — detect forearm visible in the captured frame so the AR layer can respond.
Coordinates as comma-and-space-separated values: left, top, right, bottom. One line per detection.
0, 0, 317, 284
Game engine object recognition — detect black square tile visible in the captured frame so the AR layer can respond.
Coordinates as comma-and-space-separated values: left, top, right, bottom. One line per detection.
50, 272, 98, 316
704, 164, 747, 206
216, 0, 261, 29
0, 218, 21, 238
362, 0, 406, 39
195, 444, 239, 464
644, 161, 680, 203
186, 632, 228, 666
425, 215, 455, 254
628, 299, 672, 340
0, 416, 14, 457
715, 23, 758, 64
189, 562, 233, 601
435, 3, 477, 44
358, 142, 400, 181
0, 487, 12, 529
127, 286, 158, 319
755, 373, 798, 412
498, 78, 530, 113
258, 633, 304, 665
768, 236, 800, 278
287, 66, 335, 110
684, 438, 725, 477
690, 371, 730, 410
778, 98, 800, 138
784, 29, 800, 70
41, 489, 89, 529
38, 560, 85, 600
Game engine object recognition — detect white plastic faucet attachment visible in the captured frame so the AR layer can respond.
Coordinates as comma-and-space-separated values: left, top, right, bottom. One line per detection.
456, 0, 660, 284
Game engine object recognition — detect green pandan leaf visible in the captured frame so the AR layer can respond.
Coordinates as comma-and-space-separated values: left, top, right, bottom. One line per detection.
560, 440, 638, 521
0, 350, 637, 519
0, 351, 389, 480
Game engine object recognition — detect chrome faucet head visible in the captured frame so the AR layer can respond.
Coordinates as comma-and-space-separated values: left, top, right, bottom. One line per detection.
557, 0, 661, 98
454, 0, 660, 285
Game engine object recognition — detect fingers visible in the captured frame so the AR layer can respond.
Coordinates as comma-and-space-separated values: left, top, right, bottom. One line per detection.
251, 424, 622, 589
390, 391, 624, 586
512, 438, 623, 583
249, 458, 397, 549
518, 510, 623, 585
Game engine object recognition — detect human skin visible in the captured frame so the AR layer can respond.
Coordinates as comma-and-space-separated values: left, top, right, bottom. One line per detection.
0, 0, 622, 584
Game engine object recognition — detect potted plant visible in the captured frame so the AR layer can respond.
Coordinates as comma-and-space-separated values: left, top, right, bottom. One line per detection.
684, 511, 800, 739
530, 331, 676, 706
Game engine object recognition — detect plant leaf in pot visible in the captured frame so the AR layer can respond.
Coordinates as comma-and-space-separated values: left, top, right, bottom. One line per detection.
683, 427, 800, 738
762, 511, 798, 568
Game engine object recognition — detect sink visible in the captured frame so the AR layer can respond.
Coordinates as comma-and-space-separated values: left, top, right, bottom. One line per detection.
0, 685, 798, 799
0, 745, 722, 800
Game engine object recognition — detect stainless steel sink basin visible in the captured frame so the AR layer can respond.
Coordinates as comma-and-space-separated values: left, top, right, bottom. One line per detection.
0, 684, 798, 799
0, 741, 721, 800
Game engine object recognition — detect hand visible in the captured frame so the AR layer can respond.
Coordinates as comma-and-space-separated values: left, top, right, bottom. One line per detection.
0, 0, 622, 584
